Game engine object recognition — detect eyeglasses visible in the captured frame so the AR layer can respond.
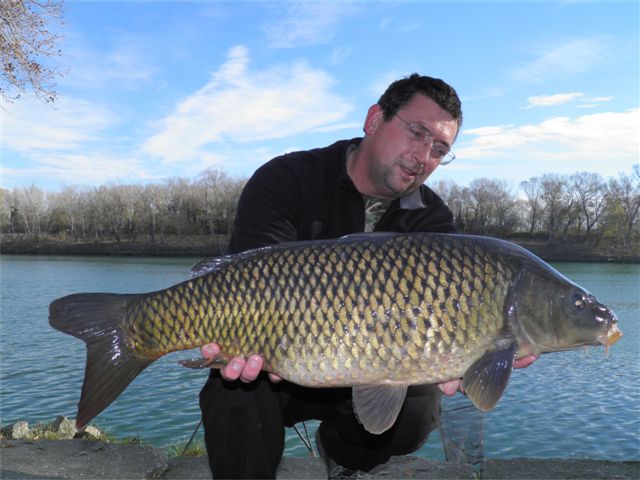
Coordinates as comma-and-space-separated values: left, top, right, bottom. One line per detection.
395, 114, 456, 165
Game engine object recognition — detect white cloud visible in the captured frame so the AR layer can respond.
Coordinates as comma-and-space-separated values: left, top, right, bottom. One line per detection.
3, 96, 116, 153
457, 109, 639, 165
8, 152, 150, 186
263, 2, 359, 48
590, 96, 614, 103
0, 95, 162, 187
577, 96, 615, 109
142, 46, 354, 166
511, 37, 608, 83
527, 92, 584, 107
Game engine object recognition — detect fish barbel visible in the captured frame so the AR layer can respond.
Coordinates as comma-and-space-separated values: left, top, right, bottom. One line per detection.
49, 232, 621, 433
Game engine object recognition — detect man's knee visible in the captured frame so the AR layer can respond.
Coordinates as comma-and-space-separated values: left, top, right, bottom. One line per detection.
390, 385, 441, 454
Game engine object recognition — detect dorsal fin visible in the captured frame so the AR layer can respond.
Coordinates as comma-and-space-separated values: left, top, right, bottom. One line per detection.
190, 254, 237, 277
339, 232, 402, 241
191, 232, 404, 277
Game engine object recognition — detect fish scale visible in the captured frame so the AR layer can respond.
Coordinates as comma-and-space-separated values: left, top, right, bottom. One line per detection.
125, 234, 508, 386
49, 232, 622, 432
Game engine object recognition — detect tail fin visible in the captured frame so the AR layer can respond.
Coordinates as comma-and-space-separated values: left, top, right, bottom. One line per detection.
49, 293, 154, 428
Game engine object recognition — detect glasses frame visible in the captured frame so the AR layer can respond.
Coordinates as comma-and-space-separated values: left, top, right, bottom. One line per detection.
394, 113, 456, 165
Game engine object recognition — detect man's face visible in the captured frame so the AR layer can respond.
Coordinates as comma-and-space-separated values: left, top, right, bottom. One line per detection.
363, 94, 459, 198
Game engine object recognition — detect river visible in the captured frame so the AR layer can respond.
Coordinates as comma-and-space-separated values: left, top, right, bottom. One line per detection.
1, 255, 638, 461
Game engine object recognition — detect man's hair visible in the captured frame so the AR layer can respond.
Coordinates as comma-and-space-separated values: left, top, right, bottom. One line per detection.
378, 73, 463, 128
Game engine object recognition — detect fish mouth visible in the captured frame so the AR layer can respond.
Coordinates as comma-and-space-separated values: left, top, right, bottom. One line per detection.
598, 322, 622, 355
600, 323, 623, 347
593, 303, 622, 351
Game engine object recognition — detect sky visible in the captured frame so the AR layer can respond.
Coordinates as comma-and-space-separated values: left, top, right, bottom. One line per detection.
2, 0, 639, 192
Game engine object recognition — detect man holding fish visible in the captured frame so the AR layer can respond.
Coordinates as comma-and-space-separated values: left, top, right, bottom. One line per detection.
49, 73, 620, 480
198, 74, 538, 479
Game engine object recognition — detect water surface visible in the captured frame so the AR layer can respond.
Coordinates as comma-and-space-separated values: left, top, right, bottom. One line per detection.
1, 256, 638, 460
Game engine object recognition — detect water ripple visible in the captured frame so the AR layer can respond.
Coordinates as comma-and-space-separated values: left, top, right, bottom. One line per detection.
1, 256, 638, 460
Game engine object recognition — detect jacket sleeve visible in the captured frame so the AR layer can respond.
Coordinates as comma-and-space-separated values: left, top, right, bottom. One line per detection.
227, 159, 300, 254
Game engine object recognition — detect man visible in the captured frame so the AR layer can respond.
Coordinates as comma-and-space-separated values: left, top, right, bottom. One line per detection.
198, 73, 536, 479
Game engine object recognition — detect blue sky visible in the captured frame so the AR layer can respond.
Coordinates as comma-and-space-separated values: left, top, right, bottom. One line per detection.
2, 1, 638, 191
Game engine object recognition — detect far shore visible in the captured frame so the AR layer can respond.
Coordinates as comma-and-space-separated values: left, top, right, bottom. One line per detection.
1, 234, 638, 264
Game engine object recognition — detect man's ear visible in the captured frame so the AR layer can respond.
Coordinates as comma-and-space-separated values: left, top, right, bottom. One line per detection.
363, 104, 384, 135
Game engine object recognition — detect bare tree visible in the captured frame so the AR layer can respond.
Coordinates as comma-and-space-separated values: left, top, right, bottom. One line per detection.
1, 0, 64, 102
198, 167, 229, 235
55, 185, 87, 239
607, 169, 640, 245
520, 177, 544, 234
142, 184, 168, 241
0, 188, 12, 233
4, 168, 634, 251
8, 185, 47, 237
540, 174, 576, 241
570, 172, 607, 240
465, 178, 519, 235
431, 179, 467, 231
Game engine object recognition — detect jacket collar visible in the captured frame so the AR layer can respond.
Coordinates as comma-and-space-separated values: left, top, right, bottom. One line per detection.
399, 188, 426, 210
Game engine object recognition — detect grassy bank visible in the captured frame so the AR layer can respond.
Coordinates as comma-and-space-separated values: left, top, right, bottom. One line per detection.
0, 417, 206, 458
1, 233, 638, 263
0, 234, 228, 257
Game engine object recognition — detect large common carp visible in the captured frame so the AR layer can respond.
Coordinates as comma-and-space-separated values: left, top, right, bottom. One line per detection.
49, 233, 621, 433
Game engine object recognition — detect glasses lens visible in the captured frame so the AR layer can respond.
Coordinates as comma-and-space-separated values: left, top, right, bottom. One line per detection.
440, 152, 455, 165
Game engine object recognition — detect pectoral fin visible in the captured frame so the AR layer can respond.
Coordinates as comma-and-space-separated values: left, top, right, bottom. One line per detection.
462, 339, 517, 412
352, 384, 408, 434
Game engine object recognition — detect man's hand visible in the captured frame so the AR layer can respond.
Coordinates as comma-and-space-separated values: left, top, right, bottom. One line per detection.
200, 343, 282, 383
437, 354, 539, 396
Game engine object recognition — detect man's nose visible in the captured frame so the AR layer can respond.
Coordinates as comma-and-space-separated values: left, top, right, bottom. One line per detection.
414, 141, 435, 166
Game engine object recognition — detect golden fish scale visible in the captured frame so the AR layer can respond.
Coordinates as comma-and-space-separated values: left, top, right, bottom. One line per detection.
123, 235, 514, 386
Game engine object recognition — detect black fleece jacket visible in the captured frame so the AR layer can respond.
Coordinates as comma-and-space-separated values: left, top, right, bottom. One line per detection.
228, 138, 455, 254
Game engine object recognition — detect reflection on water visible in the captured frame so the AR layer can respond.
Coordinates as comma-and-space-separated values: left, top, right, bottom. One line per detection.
1, 256, 638, 460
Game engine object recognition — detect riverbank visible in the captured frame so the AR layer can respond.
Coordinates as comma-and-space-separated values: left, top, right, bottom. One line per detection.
2, 234, 638, 263
0, 234, 226, 257
2, 439, 638, 479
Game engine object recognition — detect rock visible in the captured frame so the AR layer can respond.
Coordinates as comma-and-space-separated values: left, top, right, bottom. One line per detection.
2, 421, 30, 439
0, 439, 169, 479
52, 415, 77, 439
75, 425, 103, 440
276, 456, 327, 479
364, 456, 476, 479
1, 440, 638, 480
482, 458, 640, 479
164, 456, 212, 479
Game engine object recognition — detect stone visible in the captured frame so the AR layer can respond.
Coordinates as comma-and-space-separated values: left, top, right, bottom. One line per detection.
52, 415, 77, 439
2, 421, 30, 439
0, 439, 169, 479
76, 425, 103, 440
1, 439, 638, 480
482, 458, 640, 480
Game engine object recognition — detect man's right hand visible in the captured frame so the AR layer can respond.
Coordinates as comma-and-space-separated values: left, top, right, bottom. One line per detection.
201, 343, 282, 383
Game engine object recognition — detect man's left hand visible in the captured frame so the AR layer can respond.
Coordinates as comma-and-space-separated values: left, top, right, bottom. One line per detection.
437, 354, 539, 396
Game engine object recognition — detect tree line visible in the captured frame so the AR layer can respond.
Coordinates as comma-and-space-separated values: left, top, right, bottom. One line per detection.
1, 167, 245, 244
1, 166, 638, 248
434, 165, 639, 246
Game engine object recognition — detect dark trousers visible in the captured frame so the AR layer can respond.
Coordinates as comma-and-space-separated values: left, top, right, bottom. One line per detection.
199, 370, 442, 479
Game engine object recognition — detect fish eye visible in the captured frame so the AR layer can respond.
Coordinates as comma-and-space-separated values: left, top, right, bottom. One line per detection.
572, 293, 586, 309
